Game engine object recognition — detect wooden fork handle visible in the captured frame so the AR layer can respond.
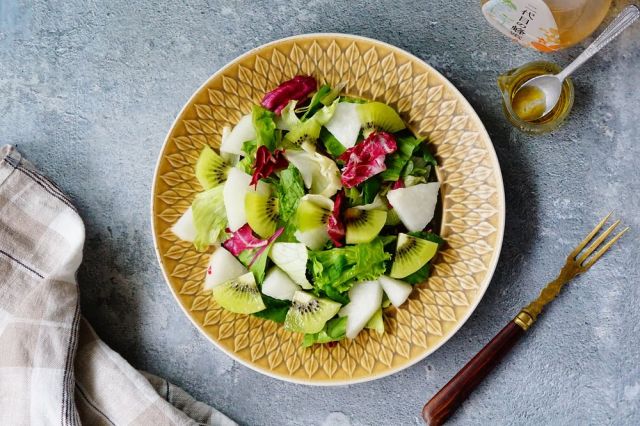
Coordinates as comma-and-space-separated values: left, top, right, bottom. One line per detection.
422, 320, 526, 426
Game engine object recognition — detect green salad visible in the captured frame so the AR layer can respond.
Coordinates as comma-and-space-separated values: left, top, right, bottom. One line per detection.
171, 76, 443, 346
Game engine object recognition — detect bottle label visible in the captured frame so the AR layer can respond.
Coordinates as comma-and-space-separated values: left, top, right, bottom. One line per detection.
482, 0, 560, 51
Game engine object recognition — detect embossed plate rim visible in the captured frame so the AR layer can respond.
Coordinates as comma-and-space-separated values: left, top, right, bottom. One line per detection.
151, 33, 505, 385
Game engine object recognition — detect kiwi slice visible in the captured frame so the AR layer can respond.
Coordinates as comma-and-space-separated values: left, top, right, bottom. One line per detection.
344, 208, 387, 244
195, 145, 229, 189
245, 192, 279, 238
357, 102, 406, 134
211, 272, 266, 314
385, 208, 402, 226
284, 119, 322, 146
296, 198, 331, 232
284, 291, 341, 334
390, 233, 438, 279
365, 308, 384, 334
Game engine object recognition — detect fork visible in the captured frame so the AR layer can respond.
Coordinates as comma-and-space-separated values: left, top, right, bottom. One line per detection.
422, 213, 629, 426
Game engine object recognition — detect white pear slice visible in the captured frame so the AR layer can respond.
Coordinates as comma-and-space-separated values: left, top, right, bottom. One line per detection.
323, 102, 361, 149
269, 242, 312, 289
339, 280, 383, 339
171, 207, 197, 242
220, 114, 255, 155
386, 182, 440, 232
294, 228, 329, 251
261, 267, 301, 300
379, 275, 413, 307
203, 246, 248, 290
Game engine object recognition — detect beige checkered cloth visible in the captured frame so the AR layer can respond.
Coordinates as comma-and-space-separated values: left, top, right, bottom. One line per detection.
0, 145, 237, 426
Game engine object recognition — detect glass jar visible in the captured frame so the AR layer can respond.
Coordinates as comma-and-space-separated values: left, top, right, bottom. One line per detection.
498, 61, 574, 133
481, 0, 611, 51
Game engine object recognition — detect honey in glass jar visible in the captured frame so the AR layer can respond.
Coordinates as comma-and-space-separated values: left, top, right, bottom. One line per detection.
481, 0, 611, 51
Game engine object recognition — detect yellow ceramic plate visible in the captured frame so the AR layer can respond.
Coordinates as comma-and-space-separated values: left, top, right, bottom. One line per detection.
151, 34, 505, 385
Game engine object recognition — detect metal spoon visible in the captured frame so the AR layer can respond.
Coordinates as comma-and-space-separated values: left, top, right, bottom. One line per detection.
514, 5, 640, 120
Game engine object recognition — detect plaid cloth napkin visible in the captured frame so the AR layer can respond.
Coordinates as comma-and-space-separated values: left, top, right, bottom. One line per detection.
0, 145, 236, 426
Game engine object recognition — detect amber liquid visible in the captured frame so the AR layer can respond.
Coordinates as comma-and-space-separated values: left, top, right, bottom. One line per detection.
547, 0, 612, 47
481, 0, 612, 49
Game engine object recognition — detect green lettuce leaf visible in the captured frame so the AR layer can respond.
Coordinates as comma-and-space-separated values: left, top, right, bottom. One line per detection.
308, 237, 391, 295
301, 85, 332, 121
417, 143, 438, 166
252, 295, 291, 323
236, 157, 254, 174
319, 127, 346, 158
403, 263, 430, 285
252, 105, 277, 151
241, 139, 257, 156
237, 232, 282, 284
276, 165, 306, 241
408, 231, 445, 245
276, 165, 305, 223
302, 316, 347, 347
191, 186, 228, 251
360, 176, 382, 204
344, 187, 362, 207
380, 135, 424, 182
320, 82, 346, 106
339, 96, 367, 104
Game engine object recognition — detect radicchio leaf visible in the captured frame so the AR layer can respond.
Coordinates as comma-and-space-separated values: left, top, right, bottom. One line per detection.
338, 131, 398, 188
223, 224, 268, 256
261, 76, 317, 114
249, 227, 284, 267
250, 145, 289, 187
327, 190, 346, 247
392, 178, 405, 190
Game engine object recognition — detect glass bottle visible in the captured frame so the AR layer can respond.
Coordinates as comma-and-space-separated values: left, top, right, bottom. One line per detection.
481, 0, 611, 51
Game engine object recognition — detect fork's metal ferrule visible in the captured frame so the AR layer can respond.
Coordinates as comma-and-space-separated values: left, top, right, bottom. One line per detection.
513, 276, 568, 331
514, 311, 535, 331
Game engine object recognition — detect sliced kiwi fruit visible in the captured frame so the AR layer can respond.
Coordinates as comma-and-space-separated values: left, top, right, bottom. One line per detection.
357, 102, 406, 134
284, 291, 341, 334
296, 198, 331, 232
365, 308, 384, 334
211, 272, 266, 314
284, 119, 322, 146
245, 191, 279, 238
196, 145, 229, 189
344, 208, 387, 244
390, 233, 438, 279
385, 208, 402, 226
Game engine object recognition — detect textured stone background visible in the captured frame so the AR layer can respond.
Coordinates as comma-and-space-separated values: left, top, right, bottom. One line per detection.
1, 0, 639, 425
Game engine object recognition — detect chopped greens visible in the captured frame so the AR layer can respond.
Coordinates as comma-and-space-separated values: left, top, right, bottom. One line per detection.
252, 105, 278, 151
171, 76, 444, 346
308, 237, 391, 295
253, 295, 291, 323
302, 316, 347, 347
380, 135, 424, 181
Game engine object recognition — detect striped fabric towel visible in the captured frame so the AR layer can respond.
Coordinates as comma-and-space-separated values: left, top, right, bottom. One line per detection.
0, 145, 236, 426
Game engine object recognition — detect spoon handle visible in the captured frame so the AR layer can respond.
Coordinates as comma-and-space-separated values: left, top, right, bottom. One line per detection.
557, 5, 640, 82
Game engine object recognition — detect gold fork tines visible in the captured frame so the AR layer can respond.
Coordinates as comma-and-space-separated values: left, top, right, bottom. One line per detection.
514, 212, 629, 331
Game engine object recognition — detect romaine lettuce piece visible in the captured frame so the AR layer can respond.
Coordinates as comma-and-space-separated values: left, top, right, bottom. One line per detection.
252, 105, 277, 151
380, 135, 424, 182
308, 237, 390, 295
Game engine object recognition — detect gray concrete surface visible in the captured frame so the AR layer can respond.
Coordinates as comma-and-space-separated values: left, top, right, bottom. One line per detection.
1, 1, 639, 425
